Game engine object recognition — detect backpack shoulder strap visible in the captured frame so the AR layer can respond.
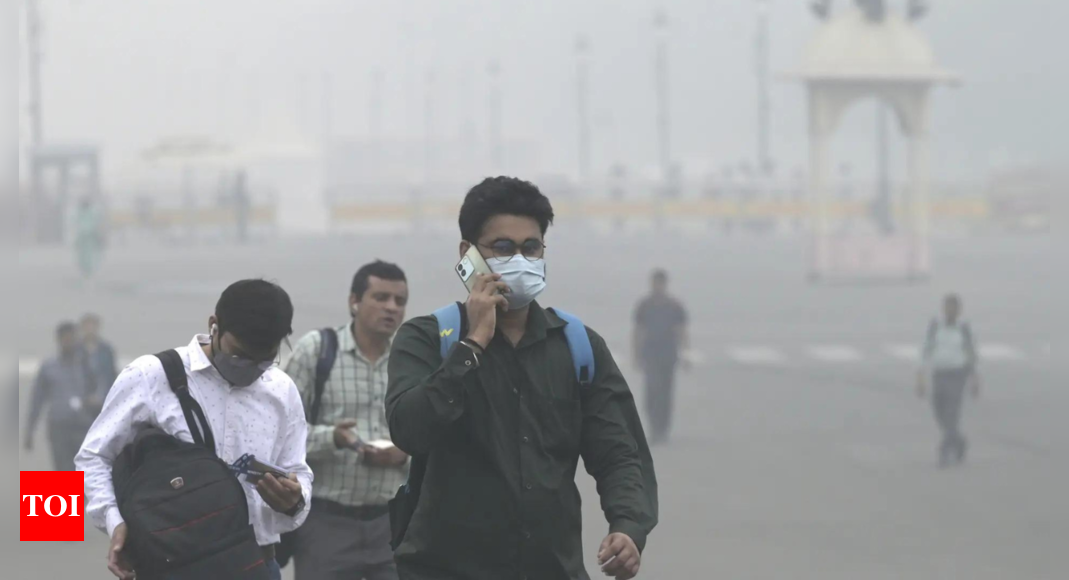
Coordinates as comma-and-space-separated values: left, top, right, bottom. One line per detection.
433, 303, 465, 359
309, 327, 339, 424
549, 308, 595, 386
154, 349, 216, 453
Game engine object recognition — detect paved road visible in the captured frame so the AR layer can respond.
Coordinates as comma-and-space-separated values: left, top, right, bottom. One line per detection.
9, 231, 1065, 579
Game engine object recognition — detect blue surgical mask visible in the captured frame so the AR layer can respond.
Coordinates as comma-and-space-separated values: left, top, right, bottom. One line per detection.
487, 257, 546, 310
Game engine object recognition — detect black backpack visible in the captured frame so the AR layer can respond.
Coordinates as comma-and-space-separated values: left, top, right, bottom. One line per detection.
111, 350, 270, 580
276, 328, 338, 569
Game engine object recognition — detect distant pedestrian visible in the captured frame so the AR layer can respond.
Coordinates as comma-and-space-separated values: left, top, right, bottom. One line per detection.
24, 321, 103, 471
282, 260, 409, 579
80, 313, 119, 401
74, 196, 105, 281
633, 269, 689, 445
234, 170, 251, 244
917, 293, 981, 467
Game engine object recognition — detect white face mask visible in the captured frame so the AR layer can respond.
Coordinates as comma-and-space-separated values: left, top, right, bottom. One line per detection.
487, 257, 546, 310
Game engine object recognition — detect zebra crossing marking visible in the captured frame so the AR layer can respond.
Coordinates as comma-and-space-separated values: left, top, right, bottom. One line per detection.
807, 345, 863, 363
728, 347, 787, 365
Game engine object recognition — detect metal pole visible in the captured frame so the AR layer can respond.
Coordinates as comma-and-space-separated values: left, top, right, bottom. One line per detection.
654, 9, 671, 184
575, 35, 592, 191
755, 0, 772, 174
322, 73, 333, 141
424, 69, 435, 187
26, 0, 43, 148
369, 69, 385, 182
876, 102, 893, 233
488, 60, 503, 172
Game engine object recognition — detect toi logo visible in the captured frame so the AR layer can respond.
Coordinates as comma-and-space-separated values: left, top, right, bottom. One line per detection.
20, 471, 85, 542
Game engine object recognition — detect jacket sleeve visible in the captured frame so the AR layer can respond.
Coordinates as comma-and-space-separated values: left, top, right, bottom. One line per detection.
385, 316, 482, 455
580, 328, 659, 553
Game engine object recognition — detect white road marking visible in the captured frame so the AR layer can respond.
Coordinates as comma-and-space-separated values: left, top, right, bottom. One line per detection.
807, 345, 863, 363
979, 344, 1026, 361
727, 346, 786, 365
885, 344, 920, 362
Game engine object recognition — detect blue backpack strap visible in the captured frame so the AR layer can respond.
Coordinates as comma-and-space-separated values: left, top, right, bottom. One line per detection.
433, 303, 464, 359
550, 308, 595, 385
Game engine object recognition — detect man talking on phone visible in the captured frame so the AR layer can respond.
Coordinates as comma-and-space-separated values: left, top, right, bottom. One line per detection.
386, 177, 658, 580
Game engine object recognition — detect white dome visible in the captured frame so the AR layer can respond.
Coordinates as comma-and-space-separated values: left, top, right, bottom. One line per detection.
793, 8, 957, 83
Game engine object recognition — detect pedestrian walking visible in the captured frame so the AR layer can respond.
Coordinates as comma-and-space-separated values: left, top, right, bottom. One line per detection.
77, 279, 313, 579
386, 177, 658, 580
24, 321, 104, 471
80, 313, 119, 397
632, 269, 689, 445
917, 293, 981, 467
281, 260, 409, 579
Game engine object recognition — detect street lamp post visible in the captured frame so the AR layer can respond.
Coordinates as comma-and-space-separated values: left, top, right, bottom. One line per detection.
575, 35, 592, 192
488, 60, 503, 172
654, 9, 672, 186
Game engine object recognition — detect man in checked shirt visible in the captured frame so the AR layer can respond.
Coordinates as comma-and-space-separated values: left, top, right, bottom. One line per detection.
284, 260, 410, 580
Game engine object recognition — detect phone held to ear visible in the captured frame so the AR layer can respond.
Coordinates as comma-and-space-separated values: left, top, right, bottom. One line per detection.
455, 245, 495, 293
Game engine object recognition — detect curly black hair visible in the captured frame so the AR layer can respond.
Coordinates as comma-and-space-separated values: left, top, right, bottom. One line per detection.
458, 177, 555, 242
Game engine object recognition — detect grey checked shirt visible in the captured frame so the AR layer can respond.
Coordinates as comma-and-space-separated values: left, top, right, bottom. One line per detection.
284, 323, 408, 507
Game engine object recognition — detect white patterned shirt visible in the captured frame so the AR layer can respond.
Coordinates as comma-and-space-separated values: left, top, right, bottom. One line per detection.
76, 335, 314, 547
284, 323, 408, 507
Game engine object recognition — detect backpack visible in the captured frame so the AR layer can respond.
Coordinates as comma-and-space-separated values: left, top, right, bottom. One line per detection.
111, 350, 270, 580
276, 328, 338, 569
388, 303, 594, 550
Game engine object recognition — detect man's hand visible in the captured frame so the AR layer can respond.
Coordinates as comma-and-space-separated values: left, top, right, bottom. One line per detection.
256, 473, 303, 514
333, 419, 360, 450
107, 523, 136, 579
598, 533, 641, 579
362, 445, 408, 467
465, 273, 510, 349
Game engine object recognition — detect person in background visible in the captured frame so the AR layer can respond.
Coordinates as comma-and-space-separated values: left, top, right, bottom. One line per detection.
80, 313, 119, 401
387, 177, 658, 580
76, 279, 313, 580
917, 293, 981, 468
24, 321, 102, 471
283, 260, 409, 580
234, 170, 251, 244
74, 196, 105, 282
632, 269, 689, 445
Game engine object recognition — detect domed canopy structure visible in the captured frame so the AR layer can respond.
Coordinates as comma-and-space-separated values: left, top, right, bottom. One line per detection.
787, 3, 960, 281
792, 8, 958, 84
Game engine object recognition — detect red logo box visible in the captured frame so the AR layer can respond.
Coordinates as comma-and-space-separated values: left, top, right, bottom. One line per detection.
20, 471, 85, 542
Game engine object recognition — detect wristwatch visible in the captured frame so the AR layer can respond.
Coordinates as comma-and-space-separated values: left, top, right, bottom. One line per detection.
283, 496, 306, 518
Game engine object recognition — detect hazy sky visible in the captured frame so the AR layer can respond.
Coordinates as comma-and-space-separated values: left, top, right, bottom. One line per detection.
16, 0, 1068, 189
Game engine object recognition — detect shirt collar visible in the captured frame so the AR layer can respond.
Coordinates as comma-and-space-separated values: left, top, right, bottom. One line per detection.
189, 335, 215, 372
340, 321, 392, 363
516, 301, 567, 348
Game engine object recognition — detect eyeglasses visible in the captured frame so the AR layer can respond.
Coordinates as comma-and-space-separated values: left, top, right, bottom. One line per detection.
478, 239, 546, 262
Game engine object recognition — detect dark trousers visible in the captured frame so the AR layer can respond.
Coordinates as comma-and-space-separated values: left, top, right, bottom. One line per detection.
293, 501, 398, 580
644, 358, 678, 443
48, 422, 88, 472
932, 368, 969, 461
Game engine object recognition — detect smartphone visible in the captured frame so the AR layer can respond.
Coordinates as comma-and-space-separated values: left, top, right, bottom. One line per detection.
245, 458, 288, 485
455, 245, 495, 293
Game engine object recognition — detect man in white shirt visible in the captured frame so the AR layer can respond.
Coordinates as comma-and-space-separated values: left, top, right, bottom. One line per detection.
76, 279, 314, 580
